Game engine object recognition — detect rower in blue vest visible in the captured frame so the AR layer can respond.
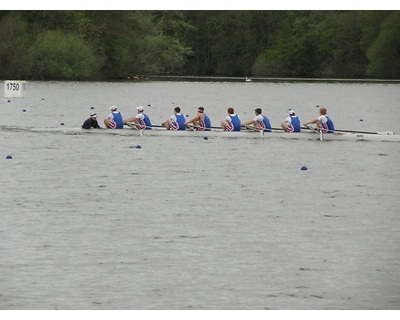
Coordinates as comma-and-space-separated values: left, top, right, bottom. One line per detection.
184, 107, 211, 131
303, 107, 335, 133
242, 107, 271, 132
221, 107, 241, 131
123, 106, 152, 130
104, 105, 124, 129
163, 106, 186, 130
281, 109, 301, 132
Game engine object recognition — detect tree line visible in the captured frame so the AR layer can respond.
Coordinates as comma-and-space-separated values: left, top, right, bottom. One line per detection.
0, 10, 399, 80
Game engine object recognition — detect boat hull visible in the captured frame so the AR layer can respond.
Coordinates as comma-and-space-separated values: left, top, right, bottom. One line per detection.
28, 127, 400, 142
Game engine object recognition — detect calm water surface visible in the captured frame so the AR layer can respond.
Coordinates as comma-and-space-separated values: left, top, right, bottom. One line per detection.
1, 81, 399, 310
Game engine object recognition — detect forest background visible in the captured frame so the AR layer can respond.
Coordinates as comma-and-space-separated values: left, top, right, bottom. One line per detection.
0, 10, 399, 80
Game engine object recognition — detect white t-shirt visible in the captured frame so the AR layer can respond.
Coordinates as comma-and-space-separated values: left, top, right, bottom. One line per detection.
254, 114, 263, 122
318, 115, 327, 124
136, 113, 144, 120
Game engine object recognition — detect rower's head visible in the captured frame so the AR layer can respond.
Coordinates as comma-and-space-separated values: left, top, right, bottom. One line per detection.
90, 113, 97, 119
137, 106, 144, 113
197, 107, 204, 113
255, 108, 262, 115
227, 107, 234, 114
174, 107, 181, 113
289, 109, 295, 116
319, 107, 327, 115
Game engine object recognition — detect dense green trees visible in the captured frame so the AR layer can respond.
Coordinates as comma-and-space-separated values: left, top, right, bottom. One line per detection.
0, 10, 399, 80
27, 30, 99, 80
365, 11, 400, 78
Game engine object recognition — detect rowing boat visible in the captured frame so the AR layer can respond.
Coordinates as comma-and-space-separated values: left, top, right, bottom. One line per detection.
25, 125, 400, 142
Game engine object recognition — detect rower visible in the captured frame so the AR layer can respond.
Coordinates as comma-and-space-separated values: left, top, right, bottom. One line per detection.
221, 107, 241, 131
184, 107, 211, 131
281, 109, 301, 132
241, 108, 271, 132
303, 107, 335, 133
124, 106, 152, 130
162, 107, 186, 130
104, 106, 124, 129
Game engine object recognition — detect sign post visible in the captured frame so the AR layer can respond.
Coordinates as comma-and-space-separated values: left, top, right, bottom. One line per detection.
4, 80, 26, 98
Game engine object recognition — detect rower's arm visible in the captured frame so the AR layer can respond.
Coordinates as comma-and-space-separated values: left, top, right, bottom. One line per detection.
241, 120, 255, 126
185, 115, 200, 125
303, 119, 318, 126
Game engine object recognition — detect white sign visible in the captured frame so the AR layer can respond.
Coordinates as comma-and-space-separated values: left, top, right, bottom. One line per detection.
4, 80, 26, 98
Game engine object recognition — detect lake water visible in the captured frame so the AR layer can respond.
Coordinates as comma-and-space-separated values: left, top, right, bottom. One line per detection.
1, 80, 399, 310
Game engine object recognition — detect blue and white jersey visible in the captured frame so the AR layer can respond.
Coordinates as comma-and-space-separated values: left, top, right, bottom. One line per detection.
226, 114, 241, 131
170, 113, 186, 130
255, 115, 271, 132
285, 116, 301, 132
143, 114, 152, 129
199, 114, 211, 131
318, 115, 335, 133
136, 113, 152, 130
108, 111, 124, 129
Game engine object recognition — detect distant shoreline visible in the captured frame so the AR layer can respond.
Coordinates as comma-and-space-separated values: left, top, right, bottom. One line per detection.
148, 75, 400, 84
3, 77, 400, 85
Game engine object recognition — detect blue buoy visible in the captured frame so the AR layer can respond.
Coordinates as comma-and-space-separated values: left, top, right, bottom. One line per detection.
60, 122, 65, 126
6, 155, 12, 159
186, 114, 189, 117
315, 105, 319, 108
360, 119, 363, 121
301, 166, 308, 171
91, 106, 94, 109
136, 145, 142, 149
22, 109, 26, 112
204, 136, 209, 140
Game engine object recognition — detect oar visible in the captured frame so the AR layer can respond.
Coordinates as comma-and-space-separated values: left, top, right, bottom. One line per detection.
124, 123, 165, 129
238, 125, 282, 131
301, 125, 318, 132
212, 124, 284, 131
301, 125, 393, 135
302, 125, 324, 141
332, 129, 393, 135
